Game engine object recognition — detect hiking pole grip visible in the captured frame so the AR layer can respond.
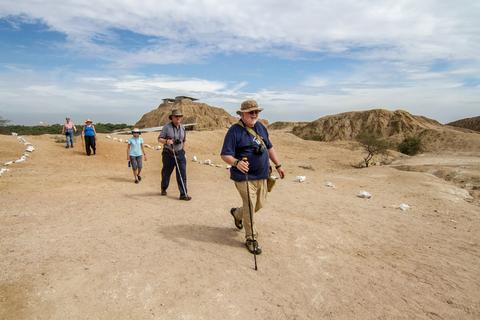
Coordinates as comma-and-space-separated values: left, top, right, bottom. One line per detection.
242, 157, 258, 270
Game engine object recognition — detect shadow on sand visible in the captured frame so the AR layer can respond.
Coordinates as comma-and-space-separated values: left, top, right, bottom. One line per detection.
158, 224, 242, 249
108, 176, 134, 183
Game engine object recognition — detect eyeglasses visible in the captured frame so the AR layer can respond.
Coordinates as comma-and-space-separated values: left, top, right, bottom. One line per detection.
248, 110, 259, 115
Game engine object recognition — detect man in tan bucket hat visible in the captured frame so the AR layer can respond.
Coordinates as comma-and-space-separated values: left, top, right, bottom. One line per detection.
221, 100, 285, 254
158, 109, 191, 200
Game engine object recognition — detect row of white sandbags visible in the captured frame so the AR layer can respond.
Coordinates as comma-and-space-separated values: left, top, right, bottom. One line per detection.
106, 135, 163, 150
0, 133, 35, 177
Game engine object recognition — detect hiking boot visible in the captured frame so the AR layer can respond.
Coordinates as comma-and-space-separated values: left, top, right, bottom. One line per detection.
161, 190, 167, 196
179, 195, 192, 201
230, 208, 243, 230
245, 239, 262, 255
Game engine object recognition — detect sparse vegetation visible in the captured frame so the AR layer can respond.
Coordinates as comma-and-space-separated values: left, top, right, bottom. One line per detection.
356, 132, 390, 167
0, 123, 131, 135
398, 136, 422, 155
0, 116, 10, 134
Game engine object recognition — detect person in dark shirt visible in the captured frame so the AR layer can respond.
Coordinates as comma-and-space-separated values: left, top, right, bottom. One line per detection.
221, 100, 285, 254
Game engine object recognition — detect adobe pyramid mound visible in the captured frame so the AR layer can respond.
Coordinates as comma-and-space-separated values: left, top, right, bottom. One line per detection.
292, 109, 480, 151
135, 97, 237, 130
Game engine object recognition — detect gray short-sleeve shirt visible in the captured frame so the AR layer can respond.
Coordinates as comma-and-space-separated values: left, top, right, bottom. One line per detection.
159, 122, 186, 152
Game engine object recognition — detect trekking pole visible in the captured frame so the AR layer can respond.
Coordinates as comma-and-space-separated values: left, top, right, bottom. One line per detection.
172, 147, 189, 198
242, 157, 258, 271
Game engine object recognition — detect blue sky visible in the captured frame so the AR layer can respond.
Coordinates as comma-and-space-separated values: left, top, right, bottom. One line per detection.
0, 1, 479, 125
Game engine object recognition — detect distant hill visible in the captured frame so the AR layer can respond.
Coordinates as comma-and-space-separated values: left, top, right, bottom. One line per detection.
135, 97, 237, 130
269, 121, 309, 130
447, 116, 480, 132
291, 109, 480, 152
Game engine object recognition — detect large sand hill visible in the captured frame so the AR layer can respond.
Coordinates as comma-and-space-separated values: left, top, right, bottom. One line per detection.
1, 131, 479, 319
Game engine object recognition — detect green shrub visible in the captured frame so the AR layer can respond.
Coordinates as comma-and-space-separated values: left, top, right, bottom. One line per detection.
398, 137, 422, 155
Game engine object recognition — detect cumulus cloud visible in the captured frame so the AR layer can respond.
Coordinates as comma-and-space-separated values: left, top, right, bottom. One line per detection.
0, 0, 478, 64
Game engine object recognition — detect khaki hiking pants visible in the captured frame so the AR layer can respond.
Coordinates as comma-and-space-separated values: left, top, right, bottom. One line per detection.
233, 179, 268, 241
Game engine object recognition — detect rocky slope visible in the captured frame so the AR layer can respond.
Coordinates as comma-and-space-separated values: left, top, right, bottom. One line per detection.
447, 116, 480, 132
292, 109, 480, 151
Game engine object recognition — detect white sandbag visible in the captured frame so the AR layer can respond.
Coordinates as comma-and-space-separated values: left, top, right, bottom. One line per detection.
204, 159, 212, 165
398, 203, 410, 211
325, 181, 335, 188
0, 167, 10, 176
4, 161, 13, 166
357, 191, 372, 199
118, 139, 123, 142
295, 176, 306, 183
106, 135, 112, 139
113, 137, 118, 141
15, 157, 26, 163
25, 145, 35, 152
11, 132, 18, 136
192, 155, 198, 162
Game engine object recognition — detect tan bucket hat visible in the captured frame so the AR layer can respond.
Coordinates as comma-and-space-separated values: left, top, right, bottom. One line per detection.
169, 109, 183, 120
85, 118, 93, 123
236, 100, 263, 115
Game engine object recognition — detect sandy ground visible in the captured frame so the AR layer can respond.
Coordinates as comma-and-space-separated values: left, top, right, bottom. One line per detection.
1, 131, 479, 320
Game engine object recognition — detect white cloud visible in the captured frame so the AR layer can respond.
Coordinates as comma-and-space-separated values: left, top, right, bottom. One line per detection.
0, 0, 478, 64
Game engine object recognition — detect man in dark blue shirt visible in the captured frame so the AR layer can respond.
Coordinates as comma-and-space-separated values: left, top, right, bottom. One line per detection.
221, 100, 285, 255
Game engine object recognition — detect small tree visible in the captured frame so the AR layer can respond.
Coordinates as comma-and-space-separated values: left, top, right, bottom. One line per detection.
0, 116, 9, 126
398, 136, 422, 155
356, 132, 389, 167
0, 116, 10, 134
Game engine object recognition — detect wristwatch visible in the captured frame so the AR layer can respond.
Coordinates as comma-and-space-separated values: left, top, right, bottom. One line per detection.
275, 164, 282, 169
233, 159, 240, 167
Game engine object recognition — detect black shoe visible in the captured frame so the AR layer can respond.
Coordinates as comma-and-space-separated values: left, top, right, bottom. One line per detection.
179, 195, 192, 201
135, 180, 139, 184
137, 175, 142, 181
230, 208, 243, 230
161, 190, 167, 196
245, 240, 262, 255
65, 146, 69, 148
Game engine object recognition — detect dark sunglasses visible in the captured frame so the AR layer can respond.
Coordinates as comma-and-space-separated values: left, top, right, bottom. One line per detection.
248, 110, 260, 115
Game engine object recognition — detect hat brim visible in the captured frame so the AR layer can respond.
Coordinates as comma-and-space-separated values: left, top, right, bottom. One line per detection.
169, 114, 184, 120
236, 107, 263, 115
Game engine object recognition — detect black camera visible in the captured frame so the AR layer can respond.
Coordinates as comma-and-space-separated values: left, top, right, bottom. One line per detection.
254, 144, 266, 155
174, 139, 182, 145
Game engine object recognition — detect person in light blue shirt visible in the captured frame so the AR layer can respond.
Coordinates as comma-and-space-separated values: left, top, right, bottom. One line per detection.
127, 128, 147, 184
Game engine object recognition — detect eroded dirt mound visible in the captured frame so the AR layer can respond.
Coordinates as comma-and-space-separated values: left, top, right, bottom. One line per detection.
447, 116, 480, 132
135, 99, 237, 130
292, 109, 480, 152
269, 121, 309, 130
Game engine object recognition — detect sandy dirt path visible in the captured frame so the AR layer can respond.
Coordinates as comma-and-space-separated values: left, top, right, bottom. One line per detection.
1, 131, 479, 319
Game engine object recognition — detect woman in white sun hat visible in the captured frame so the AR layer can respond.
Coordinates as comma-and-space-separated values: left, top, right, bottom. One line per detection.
127, 128, 147, 183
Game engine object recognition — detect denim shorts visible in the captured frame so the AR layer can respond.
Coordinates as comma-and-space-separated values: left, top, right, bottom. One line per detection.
129, 155, 143, 169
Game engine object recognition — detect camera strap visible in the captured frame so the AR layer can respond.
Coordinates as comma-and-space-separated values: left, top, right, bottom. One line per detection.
237, 120, 267, 149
